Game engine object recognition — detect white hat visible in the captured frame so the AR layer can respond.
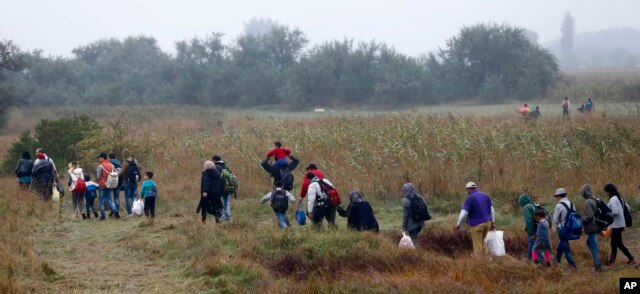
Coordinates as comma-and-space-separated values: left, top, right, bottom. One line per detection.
554, 188, 567, 196
465, 182, 477, 189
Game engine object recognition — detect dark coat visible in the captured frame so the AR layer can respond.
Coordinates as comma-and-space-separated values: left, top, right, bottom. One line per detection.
337, 201, 379, 232
260, 156, 300, 186
200, 169, 223, 215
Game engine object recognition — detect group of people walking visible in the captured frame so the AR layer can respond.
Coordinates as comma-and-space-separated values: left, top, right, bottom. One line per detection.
15, 143, 638, 272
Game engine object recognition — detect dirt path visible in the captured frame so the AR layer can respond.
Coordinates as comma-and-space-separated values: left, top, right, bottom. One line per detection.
33, 209, 187, 293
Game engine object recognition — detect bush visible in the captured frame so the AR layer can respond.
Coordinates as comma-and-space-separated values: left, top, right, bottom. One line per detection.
1, 116, 101, 174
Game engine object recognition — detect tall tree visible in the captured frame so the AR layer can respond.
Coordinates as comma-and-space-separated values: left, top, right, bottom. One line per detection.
560, 11, 575, 67
0, 39, 27, 128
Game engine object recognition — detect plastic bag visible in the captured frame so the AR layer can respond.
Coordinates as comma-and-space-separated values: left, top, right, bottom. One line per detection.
295, 209, 306, 225
399, 231, 415, 249
133, 199, 144, 216
52, 186, 60, 202
485, 230, 506, 256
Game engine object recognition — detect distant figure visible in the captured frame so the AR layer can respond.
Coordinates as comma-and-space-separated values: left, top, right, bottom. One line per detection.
213, 155, 234, 221
585, 98, 594, 113
529, 106, 541, 120
306, 172, 337, 228
15, 151, 33, 190
119, 149, 141, 218
561, 97, 570, 120
519, 104, 531, 116
199, 161, 224, 224
140, 171, 158, 218
578, 104, 585, 114
31, 152, 54, 201
67, 161, 85, 219
266, 141, 292, 167
337, 190, 379, 232
84, 175, 99, 219
97, 152, 120, 220
109, 152, 123, 215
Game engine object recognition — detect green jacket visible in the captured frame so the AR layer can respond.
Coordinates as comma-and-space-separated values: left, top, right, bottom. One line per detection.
518, 194, 535, 236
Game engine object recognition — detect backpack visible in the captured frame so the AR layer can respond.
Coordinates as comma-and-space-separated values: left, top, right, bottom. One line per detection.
85, 184, 98, 198
105, 164, 119, 189
270, 189, 289, 213
72, 177, 87, 193
125, 160, 140, 183
562, 100, 569, 109
408, 195, 431, 222
221, 168, 238, 194
279, 169, 294, 191
593, 198, 613, 229
616, 195, 633, 227
318, 180, 341, 207
17, 160, 31, 177
559, 202, 583, 240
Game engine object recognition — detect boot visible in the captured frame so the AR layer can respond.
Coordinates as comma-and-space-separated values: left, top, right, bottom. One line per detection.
93, 211, 99, 218
82, 213, 87, 220
114, 212, 121, 219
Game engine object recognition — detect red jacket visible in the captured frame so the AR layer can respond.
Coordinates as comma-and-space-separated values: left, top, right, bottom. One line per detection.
300, 169, 324, 198
266, 147, 291, 160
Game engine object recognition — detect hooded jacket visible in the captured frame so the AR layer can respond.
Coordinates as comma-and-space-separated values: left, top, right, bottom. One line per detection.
581, 184, 601, 234
518, 194, 536, 236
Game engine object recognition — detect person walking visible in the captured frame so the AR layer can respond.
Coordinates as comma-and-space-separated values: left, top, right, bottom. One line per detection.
199, 161, 224, 224
140, 171, 158, 218
261, 155, 300, 191
31, 153, 55, 201
67, 162, 86, 219
604, 183, 636, 266
109, 153, 123, 216
260, 181, 296, 229
300, 163, 324, 200
337, 190, 379, 232
97, 152, 120, 220
561, 97, 570, 120
402, 183, 427, 244
533, 210, 552, 267
455, 182, 495, 257
552, 188, 577, 269
118, 149, 140, 218
15, 151, 33, 190
581, 184, 603, 271
306, 172, 336, 228
517, 193, 537, 261
213, 155, 233, 221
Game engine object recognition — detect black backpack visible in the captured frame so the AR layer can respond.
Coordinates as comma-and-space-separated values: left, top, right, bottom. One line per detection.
126, 160, 140, 183
279, 169, 294, 191
409, 195, 431, 222
16, 160, 31, 177
616, 195, 633, 227
270, 189, 289, 213
593, 198, 614, 229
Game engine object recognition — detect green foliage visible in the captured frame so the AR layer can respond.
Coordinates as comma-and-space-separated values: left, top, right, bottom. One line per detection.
1, 116, 100, 174
0, 39, 28, 129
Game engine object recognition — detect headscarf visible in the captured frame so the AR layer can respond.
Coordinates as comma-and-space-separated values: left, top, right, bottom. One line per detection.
580, 184, 595, 199
203, 160, 216, 171
348, 190, 364, 203
402, 183, 418, 198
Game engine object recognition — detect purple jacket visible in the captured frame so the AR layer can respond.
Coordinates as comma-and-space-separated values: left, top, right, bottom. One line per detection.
462, 189, 493, 226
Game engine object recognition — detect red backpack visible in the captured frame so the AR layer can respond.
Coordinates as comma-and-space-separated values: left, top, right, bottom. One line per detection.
73, 177, 87, 193
319, 180, 341, 207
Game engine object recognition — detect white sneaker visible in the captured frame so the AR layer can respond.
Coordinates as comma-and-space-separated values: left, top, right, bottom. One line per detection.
125, 214, 132, 218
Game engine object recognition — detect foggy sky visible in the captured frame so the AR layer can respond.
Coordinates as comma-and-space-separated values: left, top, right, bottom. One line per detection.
1, 0, 639, 57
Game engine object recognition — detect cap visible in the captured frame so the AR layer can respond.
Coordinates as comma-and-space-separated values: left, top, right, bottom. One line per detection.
98, 152, 108, 159
465, 182, 477, 189
306, 163, 318, 170
554, 188, 567, 197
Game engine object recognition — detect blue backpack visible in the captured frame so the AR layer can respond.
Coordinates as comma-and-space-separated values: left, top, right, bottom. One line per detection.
559, 202, 583, 240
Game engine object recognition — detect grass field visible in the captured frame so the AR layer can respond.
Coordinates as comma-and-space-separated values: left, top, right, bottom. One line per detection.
1, 106, 640, 293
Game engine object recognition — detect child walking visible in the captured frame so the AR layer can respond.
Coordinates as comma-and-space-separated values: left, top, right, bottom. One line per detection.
261, 181, 296, 229
84, 175, 99, 219
533, 210, 552, 267
140, 171, 158, 218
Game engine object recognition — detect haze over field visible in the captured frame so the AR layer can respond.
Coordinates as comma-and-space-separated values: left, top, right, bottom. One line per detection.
1, 0, 639, 58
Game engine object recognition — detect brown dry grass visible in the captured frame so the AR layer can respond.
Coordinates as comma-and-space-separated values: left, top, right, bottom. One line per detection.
1, 106, 640, 293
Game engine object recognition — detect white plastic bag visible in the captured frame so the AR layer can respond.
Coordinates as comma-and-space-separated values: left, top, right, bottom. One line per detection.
132, 199, 144, 216
399, 231, 415, 249
485, 230, 506, 256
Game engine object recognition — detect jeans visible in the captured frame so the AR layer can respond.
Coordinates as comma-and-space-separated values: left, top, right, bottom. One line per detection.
86, 195, 96, 217
99, 188, 117, 219
222, 193, 231, 220
586, 233, 602, 268
555, 238, 576, 267
112, 186, 121, 213
527, 235, 535, 260
124, 182, 138, 215
274, 211, 291, 228
408, 226, 423, 246
144, 196, 156, 218
72, 191, 85, 215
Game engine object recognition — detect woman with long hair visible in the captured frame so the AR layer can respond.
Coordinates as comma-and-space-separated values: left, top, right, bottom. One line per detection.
604, 183, 636, 266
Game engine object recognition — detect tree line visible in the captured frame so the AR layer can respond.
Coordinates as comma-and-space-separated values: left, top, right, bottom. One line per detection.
2, 22, 558, 112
